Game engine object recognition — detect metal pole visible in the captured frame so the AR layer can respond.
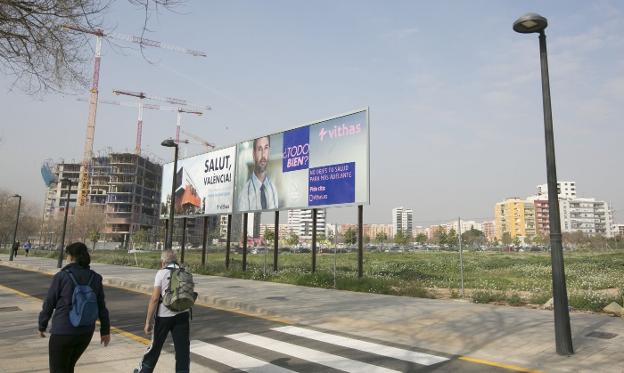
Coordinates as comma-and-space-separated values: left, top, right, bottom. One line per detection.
225, 214, 232, 269
312, 209, 317, 273
539, 31, 573, 355
180, 217, 187, 264
334, 224, 337, 288
358, 205, 363, 278
242, 213, 248, 271
273, 211, 279, 271
9, 195, 21, 261
57, 181, 72, 268
165, 144, 179, 249
458, 217, 464, 298
201, 216, 208, 268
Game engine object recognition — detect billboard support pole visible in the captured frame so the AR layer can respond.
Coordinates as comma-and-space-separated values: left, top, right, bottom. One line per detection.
312, 209, 318, 273
273, 211, 279, 271
202, 216, 208, 268
358, 205, 363, 278
225, 214, 232, 269
163, 219, 169, 250
180, 217, 187, 264
242, 213, 248, 271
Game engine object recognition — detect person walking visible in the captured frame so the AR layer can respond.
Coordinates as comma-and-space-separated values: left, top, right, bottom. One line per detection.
135, 249, 190, 373
23, 240, 32, 256
38, 242, 111, 373
12, 240, 19, 258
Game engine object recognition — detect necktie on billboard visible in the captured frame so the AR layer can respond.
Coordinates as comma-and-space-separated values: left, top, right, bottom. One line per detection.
260, 184, 267, 209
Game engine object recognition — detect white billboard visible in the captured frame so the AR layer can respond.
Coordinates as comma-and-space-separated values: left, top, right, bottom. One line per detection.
160, 146, 236, 218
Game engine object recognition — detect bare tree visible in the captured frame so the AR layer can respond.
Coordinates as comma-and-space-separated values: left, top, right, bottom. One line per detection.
0, 0, 182, 94
71, 204, 106, 244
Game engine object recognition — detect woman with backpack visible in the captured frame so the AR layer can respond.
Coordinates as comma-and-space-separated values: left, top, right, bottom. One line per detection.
38, 242, 111, 373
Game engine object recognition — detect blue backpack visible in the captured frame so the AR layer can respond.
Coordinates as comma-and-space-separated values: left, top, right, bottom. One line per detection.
65, 270, 99, 327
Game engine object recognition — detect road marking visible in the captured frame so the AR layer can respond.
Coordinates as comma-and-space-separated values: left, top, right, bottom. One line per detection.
459, 356, 544, 373
190, 340, 296, 373
226, 332, 400, 373
273, 325, 448, 366
0, 283, 33, 299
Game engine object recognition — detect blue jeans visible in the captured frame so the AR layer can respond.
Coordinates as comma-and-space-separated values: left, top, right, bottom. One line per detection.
138, 312, 190, 373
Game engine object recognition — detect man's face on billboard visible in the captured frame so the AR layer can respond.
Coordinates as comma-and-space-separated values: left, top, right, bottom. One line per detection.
253, 136, 270, 174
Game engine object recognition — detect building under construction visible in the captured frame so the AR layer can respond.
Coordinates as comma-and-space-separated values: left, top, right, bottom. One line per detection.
43, 152, 162, 244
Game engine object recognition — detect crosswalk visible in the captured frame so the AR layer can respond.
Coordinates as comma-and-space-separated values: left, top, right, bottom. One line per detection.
190, 326, 450, 373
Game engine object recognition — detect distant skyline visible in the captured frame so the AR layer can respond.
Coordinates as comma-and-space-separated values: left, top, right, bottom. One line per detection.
1, 1, 622, 225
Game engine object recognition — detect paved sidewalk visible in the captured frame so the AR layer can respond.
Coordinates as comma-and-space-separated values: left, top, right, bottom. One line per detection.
2, 255, 623, 372
0, 282, 211, 373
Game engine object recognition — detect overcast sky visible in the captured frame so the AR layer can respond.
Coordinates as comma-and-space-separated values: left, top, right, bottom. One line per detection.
1, 0, 622, 225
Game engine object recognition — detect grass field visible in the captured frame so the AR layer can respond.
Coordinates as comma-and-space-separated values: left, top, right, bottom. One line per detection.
5, 246, 623, 312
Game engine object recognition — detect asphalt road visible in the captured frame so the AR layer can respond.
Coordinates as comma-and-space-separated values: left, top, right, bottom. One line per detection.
0, 266, 512, 372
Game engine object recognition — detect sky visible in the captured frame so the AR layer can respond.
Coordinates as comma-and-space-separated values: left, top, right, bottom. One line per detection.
1, 0, 623, 226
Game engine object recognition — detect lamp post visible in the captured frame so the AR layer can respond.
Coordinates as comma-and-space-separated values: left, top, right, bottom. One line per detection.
161, 139, 179, 250
57, 179, 73, 268
513, 13, 573, 356
9, 194, 22, 261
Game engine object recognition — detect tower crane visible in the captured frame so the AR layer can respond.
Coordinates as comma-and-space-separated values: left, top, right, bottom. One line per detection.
180, 129, 216, 150
113, 89, 210, 151
62, 24, 206, 206
76, 97, 205, 154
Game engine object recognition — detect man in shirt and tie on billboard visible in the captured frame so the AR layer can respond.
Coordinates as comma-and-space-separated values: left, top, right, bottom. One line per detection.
238, 135, 279, 211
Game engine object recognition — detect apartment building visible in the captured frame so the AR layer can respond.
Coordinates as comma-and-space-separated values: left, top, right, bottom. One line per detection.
392, 207, 413, 237
494, 197, 536, 240
287, 209, 327, 241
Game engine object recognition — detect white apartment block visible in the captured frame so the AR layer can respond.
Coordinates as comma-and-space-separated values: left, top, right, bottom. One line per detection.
614, 224, 624, 237
287, 209, 327, 241
392, 207, 413, 236
560, 198, 614, 237
537, 181, 577, 200
444, 220, 483, 234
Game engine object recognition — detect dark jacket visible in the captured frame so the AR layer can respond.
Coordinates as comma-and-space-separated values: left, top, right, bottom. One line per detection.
38, 263, 110, 336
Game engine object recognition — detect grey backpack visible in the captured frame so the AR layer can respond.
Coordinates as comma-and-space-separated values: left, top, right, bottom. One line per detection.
162, 266, 198, 312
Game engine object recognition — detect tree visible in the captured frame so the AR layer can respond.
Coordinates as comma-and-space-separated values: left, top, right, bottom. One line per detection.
461, 228, 485, 248
432, 228, 448, 246
263, 228, 275, 245
1, 0, 182, 94
502, 232, 512, 246
415, 233, 427, 244
286, 233, 299, 246
343, 227, 357, 245
375, 232, 388, 244
394, 230, 410, 245
131, 228, 149, 249
72, 205, 105, 244
512, 236, 521, 247
446, 229, 458, 248
87, 230, 100, 250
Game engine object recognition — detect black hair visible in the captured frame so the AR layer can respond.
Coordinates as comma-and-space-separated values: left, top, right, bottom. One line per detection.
65, 242, 91, 267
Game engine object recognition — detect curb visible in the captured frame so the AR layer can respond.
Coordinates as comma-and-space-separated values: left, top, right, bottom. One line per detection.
0, 260, 289, 322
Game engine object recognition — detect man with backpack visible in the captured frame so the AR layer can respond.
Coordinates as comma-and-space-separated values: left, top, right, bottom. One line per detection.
136, 249, 196, 373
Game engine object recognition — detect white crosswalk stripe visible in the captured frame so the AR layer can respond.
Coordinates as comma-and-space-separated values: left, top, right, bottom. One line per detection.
273, 325, 449, 366
226, 332, 401, 373
190, 340, 297, 373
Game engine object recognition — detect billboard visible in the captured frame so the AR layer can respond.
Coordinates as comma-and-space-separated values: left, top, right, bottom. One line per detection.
160, 146, 236, 218
233, 108, 369, 213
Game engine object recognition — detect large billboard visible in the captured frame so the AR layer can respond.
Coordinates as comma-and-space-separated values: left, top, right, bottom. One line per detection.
160, 109, 369, 218
160, 146, 236, 218
233, 108, 369, 213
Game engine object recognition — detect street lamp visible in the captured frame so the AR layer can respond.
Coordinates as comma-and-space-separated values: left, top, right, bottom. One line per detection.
161, 138, 179, 250
57, 178, 73, 268
9, 194, 22, 261
513, 12, 574, 356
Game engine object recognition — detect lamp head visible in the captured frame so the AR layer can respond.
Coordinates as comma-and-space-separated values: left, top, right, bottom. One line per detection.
161, 139, 177, 148
513, 13, 548, 34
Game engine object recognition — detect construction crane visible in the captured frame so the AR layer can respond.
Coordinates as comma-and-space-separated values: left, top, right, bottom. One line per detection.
180, 129, 215, 150
76, 97, 205, 154
63, 24, 206, 206
113, 89, 210, 151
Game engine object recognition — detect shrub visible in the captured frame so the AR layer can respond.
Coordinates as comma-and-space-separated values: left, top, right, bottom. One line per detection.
472, 289, 504, 304
507, 292, 525, 306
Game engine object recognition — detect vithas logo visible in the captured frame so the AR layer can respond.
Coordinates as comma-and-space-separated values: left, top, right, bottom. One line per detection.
319, 123, 361, 141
